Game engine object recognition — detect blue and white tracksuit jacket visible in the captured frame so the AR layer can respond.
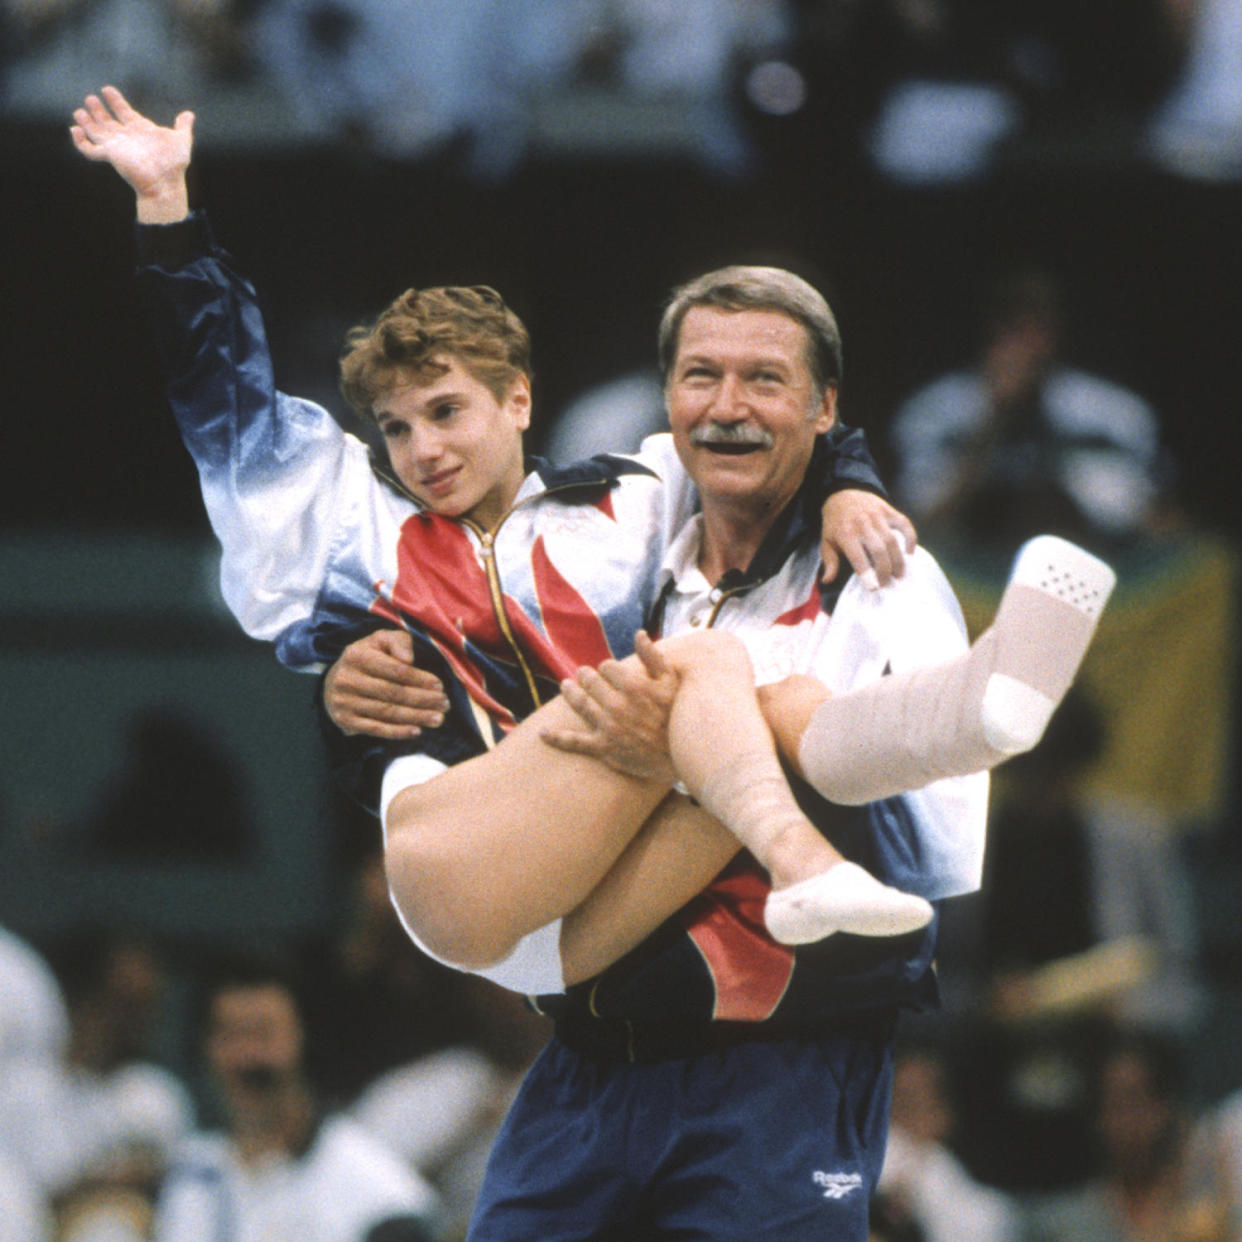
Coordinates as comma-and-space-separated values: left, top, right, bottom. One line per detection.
133, 211, 883, 783
135, 213, 983, 1039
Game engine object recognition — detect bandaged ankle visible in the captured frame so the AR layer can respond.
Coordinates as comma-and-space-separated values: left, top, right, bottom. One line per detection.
799, 535, 1115, 805
695, 751, 812, 860
981, 535, 1114, 751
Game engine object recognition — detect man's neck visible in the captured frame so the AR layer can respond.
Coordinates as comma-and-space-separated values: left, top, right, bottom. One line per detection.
696, 503, 779, 584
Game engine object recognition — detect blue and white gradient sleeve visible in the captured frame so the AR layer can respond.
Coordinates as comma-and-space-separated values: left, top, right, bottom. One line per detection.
138, 217, 393, 671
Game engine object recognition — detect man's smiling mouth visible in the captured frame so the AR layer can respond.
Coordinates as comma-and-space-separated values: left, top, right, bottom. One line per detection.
702, 442, 763, 456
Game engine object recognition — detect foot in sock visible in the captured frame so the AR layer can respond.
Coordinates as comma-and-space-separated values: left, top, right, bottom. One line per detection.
763, 861, 934, 945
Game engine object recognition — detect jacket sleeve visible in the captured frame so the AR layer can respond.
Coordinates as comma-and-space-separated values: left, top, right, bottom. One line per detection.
133, 211, 374, 667
824, 421, 888, 498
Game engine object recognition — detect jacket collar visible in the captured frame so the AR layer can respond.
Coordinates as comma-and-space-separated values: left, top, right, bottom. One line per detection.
654, 438, 853, 614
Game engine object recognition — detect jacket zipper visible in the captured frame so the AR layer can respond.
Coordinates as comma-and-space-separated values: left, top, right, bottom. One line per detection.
469, 521, 543, 714
461, 477, 608, 719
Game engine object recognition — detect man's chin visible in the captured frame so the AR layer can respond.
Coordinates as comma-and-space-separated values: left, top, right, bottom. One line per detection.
693, 452, 764, 481
694, 467, 770, 505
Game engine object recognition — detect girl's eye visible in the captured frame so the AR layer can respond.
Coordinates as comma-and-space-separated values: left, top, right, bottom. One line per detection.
431, 403, 459, 421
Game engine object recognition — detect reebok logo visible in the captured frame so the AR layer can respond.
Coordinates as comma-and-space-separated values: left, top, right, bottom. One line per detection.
812, 1170, 864, 1200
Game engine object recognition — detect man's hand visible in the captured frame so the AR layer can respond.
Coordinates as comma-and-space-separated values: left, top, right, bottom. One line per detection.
323, 629, 449, 740
70, 85, 194, 223
820, 489, 918, 590
540, 632, 679, 783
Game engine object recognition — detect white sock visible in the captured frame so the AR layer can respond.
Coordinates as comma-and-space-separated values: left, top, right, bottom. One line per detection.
696, 754, 935, 944
764, 862, 934, 944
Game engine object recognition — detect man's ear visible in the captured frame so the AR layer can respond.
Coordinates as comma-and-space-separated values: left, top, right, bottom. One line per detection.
812, 385, 838, 434
509, 374, 533, 432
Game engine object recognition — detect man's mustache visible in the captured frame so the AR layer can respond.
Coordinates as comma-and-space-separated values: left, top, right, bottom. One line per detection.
689, 423, 774, 448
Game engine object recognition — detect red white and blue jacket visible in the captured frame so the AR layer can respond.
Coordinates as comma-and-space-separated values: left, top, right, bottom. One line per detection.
135, 213, 972, 1039
134, 212, 885, 785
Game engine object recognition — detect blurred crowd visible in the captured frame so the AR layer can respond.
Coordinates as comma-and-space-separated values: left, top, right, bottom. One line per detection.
0, 868, 551, 1242
3, 0, 1242, 180
3, 1, 1242, 1240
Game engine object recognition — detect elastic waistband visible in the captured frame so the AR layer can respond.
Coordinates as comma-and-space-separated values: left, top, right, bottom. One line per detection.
552, 1007, 898, 1064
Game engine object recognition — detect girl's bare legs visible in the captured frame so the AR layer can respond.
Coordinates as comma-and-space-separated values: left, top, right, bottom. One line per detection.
559, 793, 740, 985
384, 698, 675, 971
386, 626, 933, 975
769, 535, 1116, 804
651, 630, 933, 944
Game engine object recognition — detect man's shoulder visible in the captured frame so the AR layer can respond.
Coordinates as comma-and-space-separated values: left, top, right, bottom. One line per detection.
821, 545, 967, 679
833, 545, 957, 611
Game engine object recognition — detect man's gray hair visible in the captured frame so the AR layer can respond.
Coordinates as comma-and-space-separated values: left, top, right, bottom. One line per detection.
657, 265, 843, 397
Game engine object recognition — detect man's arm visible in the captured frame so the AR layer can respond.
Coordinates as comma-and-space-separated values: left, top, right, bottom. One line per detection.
818, 423, 917, 590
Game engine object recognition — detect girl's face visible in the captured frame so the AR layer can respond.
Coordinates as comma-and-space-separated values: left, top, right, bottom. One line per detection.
375, 357, 531, 530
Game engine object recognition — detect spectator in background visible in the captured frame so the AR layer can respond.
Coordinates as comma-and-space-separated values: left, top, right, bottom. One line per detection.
247, 0, 791, 176
1148, 0, 1242, 181
889, 268, 1166, 553
859, 0, 1186, 185
1, 0, 256, 127
1023, 1026, 1238, 1242
153, 952, 438, 1242
0, 927, 62, 1242
0, 1148, 52, 1242
0, 923, 193, 1242
0, 923, 68, 1066
295, 846, 481, 1111
943, 691, 1202, 1195
876, 1042, 1019, 1242
1210, 1072, 1242, 1218
541, 367, 665, 462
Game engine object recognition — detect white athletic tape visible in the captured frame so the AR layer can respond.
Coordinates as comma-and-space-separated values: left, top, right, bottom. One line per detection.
1010, 534, 1116, 618
981, 673, 1055, 754
798, 534, 1116, 805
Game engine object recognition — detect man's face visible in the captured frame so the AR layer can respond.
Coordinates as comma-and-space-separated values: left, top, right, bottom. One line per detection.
375, 357, 531, 530
666, 306, 836, 517
206, 984, 303, 1105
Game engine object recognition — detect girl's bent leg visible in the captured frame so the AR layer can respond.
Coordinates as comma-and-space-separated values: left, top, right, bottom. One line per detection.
653, 630, 933, 944
384, 694, 672, 971
787, 535, 1116, 805
559, 793, 740, 985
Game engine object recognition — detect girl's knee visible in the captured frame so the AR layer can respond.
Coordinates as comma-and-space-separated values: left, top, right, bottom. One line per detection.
384, 823, 523, 970
657, 628, 751, 678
